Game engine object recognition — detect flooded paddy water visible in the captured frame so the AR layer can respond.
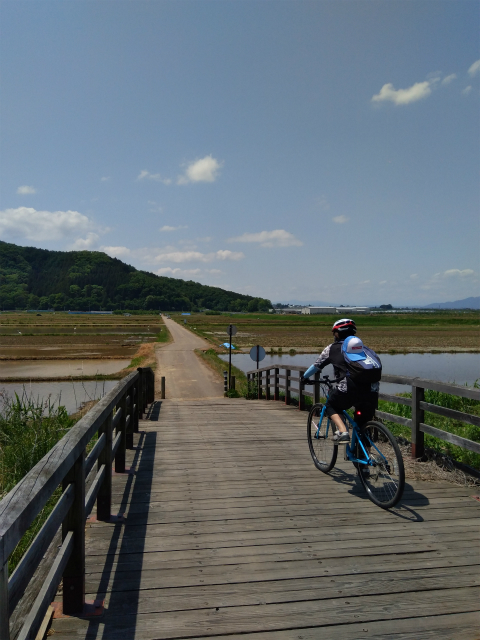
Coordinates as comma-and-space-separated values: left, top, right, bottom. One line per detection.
0, 313, 163, 411
0, 380, 120, 415
0, 359, 131, 378
221, 352, 480, 395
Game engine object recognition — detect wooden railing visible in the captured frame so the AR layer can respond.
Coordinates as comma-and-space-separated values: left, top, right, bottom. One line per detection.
247, 365, 480, 461
0, 367, 155, 640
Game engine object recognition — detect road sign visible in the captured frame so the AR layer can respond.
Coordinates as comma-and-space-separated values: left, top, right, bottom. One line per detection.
249, 345, 266, 362
226, 324, 237, 336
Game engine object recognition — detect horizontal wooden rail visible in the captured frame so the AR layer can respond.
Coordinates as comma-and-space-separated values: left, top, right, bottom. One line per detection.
420, 423, 480, 454
0, 367, 155, 640
8, 485, 74, 615
247, 365, 479, 463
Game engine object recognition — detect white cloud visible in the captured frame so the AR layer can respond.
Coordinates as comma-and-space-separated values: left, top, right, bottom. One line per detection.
227, 229, 302, 248
177, 155, 223, 185
379, 280, 387, 285
410, 274, 419, 280
153, 249, 244, 264
468, 60, 480, 77
70, 233, 100, 250
102, 246, 132, 259
215, 249, 245, 260
441, 269, 475, 279
159, 225, 188, 232
441, 74, 457, 86
372, 81, 432, 105
156, 267, 202, 277
332, 215, 349, 224
462, 85, 472, 96
100, 176, 110, 182
137, 170, 172, 185
0, 207, 103, 242
17, 185, 36, 195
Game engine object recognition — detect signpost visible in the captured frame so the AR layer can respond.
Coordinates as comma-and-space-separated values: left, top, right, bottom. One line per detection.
226, 325, 237, 389
249, 344, 266, 370
249, 345, 266, 399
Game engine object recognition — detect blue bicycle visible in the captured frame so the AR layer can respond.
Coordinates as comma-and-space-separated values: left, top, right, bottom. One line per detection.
306, 376, 405, 509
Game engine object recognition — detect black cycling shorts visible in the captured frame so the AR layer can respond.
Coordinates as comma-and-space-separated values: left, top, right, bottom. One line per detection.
325, 379, 378, 423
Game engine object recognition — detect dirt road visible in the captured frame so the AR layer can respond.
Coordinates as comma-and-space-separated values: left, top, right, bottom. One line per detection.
155, 317, 224, 399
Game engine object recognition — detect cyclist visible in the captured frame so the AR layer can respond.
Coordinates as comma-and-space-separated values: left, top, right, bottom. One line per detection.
301, 318, 381, 443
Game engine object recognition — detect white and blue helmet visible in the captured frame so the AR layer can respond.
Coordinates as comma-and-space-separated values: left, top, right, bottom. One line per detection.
332, 318, 357, 335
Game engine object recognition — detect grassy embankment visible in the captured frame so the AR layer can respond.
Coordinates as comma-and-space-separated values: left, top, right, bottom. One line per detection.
118, 323, 171, 374
0, 393, 77, 572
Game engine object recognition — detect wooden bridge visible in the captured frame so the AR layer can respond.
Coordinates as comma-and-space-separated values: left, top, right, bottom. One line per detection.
1, 363, 479, 640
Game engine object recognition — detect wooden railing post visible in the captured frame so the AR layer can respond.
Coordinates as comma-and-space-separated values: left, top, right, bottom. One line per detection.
97, 413, 113, 521
412, 383, 425, 459
115, 394, 127, 473
126, 386, 134, 449
62, 451, 85, 615
133, 386, 139, 434
299, 370, 306, 411
285, 369, 291, 405
0, 560, 9, 640
274, 368, 279, 401
137, 368, 144, 418
314, 371, 320, 404
146, 369, 155, 404
265, 369, 271, 400
160, 376, 165, 399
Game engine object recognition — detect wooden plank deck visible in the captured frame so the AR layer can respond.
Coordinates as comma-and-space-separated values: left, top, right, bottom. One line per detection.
51, 399, 480, 639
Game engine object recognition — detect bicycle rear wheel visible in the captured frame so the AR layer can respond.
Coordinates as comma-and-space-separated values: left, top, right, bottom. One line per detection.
307, 403, 338, 473
357, 421, 405, 509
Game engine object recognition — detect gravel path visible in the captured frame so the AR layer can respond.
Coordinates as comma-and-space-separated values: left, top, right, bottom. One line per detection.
155, 317, 223, 399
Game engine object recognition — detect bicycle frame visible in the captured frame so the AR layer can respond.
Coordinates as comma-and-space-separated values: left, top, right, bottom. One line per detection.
315, 403, 380, 469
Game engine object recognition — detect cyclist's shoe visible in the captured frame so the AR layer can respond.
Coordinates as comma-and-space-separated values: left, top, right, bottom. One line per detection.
333, 431, 350, 444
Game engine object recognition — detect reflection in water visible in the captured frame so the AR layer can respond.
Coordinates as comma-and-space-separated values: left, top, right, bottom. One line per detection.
0, 380, 119, 415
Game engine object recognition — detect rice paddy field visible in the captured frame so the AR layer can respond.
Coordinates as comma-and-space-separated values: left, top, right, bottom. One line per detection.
175, 311, 480, 353
0, 312, 167, 379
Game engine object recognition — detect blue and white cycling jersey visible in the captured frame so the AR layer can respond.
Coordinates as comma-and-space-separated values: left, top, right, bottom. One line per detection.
304, 342, 380, 394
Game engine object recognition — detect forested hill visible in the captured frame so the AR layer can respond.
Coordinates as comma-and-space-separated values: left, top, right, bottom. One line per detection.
0, 241, 271, 312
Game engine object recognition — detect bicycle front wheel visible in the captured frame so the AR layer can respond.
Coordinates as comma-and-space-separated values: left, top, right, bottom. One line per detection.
357, 421, 405, 509
307, 403, 337, 473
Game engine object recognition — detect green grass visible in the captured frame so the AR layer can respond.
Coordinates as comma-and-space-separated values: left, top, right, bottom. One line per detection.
378, 384, 480, 469
0, 392, 76, 572
156, 325, 171, 343
195, 348, 249, 396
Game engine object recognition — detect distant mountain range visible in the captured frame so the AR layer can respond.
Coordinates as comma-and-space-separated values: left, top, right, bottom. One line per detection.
0, 241, 271, 312
277, 297, 480, 310
425, 296, 480, 310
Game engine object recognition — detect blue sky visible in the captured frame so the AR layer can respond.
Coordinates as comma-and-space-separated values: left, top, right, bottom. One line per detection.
1, 0, 479, 306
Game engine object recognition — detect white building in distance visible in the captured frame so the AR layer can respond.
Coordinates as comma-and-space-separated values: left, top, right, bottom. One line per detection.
302, 307, 370, 315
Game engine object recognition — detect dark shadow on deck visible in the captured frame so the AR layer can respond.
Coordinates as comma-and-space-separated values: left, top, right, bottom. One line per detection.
145, 401, 162, 421
83, 417, 159, 638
